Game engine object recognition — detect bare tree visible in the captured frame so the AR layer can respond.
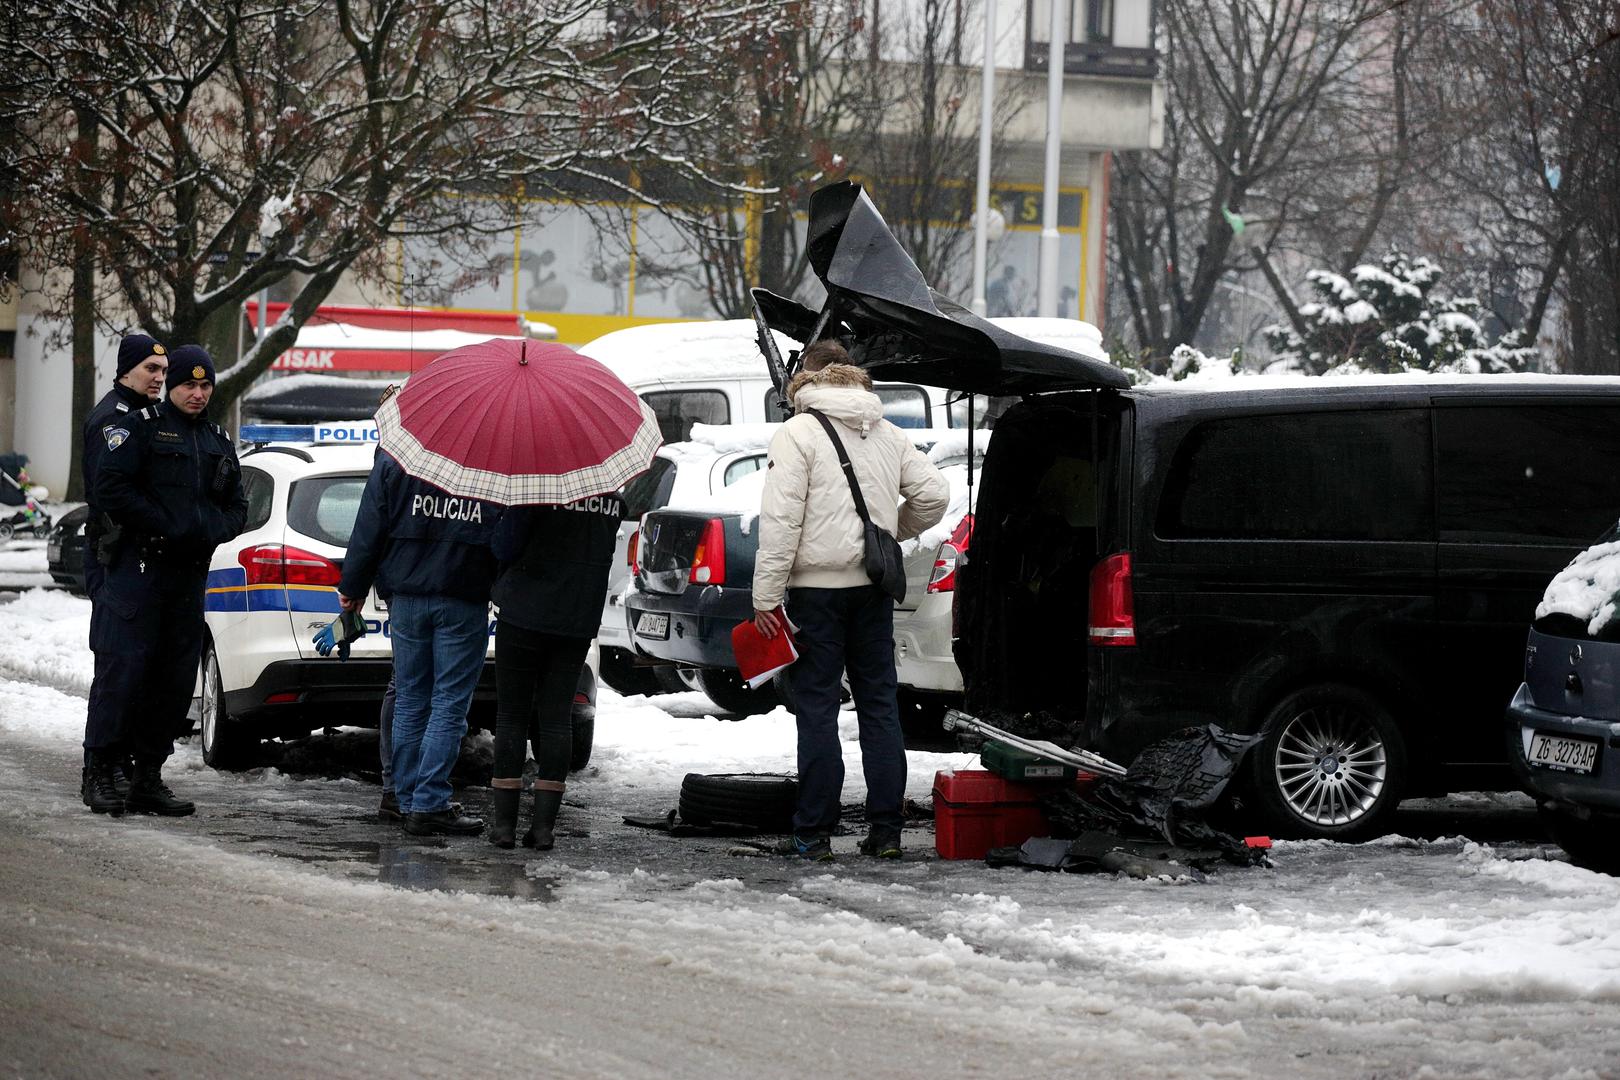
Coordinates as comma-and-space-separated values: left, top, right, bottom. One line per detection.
1108, 0, 1395, 365
3, 0, 779, 432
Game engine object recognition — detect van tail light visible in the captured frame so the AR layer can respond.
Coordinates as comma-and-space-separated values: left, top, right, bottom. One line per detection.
628, 529, 640, 574
927, 513, 975, 594
1088, 552, 1136, 646
239, 544, 342, 587
689, 518, 726, 585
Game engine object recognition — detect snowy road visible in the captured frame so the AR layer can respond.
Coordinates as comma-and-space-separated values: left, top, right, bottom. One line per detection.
2, 588, 1619, 1078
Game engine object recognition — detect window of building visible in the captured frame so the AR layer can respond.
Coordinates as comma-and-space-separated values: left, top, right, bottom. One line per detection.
1435, 405, 1620, 543
1157, 409, 1433, 541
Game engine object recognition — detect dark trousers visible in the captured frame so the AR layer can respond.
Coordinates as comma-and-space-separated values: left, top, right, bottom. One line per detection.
83, 556, 207, 764
785, 584, 906, 836
493, 619, 588, 784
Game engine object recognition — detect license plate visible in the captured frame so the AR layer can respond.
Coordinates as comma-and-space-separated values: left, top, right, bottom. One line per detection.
1528, 731, 1600, 774
635, 612, 670, 640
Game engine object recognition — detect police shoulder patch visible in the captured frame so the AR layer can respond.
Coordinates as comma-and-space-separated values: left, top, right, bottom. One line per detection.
104, 426, 130, 451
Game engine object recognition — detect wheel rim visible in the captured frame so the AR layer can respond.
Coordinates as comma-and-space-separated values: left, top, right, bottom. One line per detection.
1273, 703, 1388, 827
200, 650, 222, 754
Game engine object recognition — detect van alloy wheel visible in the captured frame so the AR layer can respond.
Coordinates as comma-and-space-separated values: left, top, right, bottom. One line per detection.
1247, 684, 1407, 841
1273, 705, 1388, 828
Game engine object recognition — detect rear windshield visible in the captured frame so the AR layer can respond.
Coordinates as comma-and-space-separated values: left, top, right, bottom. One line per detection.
287, 474, 369, 548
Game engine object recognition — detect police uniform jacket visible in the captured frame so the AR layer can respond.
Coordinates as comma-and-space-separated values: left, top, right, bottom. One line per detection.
82, 383, 156, 520
490, 494, 623, 639
92, 399, 249, 563
338, 452, 502, 605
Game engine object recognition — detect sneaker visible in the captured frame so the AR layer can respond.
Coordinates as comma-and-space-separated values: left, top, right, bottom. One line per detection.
858, 828, 903, 859
776, 834, 834, 862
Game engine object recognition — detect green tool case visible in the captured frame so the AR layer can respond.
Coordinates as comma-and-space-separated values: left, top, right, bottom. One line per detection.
979, 739, 1078, 784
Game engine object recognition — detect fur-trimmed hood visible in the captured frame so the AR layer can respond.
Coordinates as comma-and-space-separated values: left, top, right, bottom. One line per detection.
786, 361, 873, 402
788, 363, 882, 434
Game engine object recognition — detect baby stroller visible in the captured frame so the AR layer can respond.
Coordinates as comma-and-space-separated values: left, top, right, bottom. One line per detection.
0, 463, 52, 543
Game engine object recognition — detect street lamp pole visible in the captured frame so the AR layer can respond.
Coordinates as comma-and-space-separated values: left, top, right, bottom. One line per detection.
1038, 0, 1067, 317
970, 0, 997, 317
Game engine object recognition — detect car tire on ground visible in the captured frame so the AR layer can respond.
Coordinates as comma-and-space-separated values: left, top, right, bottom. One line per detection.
1540, 805, 1620, 875
678, 772, 798, 832
691, 668, 780, 717
652, 666, 689, 695
199, 639, 256, 769
1245, 683, 1407, 842
569, 707, 595, 773
0, 522, 12, 543
597, 646, 665, 697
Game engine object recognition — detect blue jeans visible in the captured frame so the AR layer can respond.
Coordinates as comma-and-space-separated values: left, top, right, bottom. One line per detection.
785, 585, 906, 836
387, 593, 488, 815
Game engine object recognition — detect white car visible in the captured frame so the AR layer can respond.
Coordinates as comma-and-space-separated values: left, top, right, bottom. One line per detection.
198, 440, 597, 768
597, 424, 775, 695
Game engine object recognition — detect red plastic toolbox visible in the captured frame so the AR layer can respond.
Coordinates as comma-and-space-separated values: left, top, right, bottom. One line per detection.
932, 770, 1052, 860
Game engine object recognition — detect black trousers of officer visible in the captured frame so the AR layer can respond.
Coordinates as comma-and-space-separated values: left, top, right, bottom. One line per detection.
83, 551, 207, 764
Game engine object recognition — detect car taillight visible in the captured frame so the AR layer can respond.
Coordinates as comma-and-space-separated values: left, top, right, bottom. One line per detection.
690, 518, 726, 585
1088, 552, 1136, 646
573, 692, 590, 705
926, 513, 975, 594
238, 543, 342, 587
628, 529, 640, 573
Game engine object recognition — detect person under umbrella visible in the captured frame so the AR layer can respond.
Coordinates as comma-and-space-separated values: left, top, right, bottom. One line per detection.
353, 338, 659, 845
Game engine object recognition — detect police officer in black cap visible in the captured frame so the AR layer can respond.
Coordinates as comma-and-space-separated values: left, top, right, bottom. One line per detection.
78, 334, 170, 807
82, 344, 248, 816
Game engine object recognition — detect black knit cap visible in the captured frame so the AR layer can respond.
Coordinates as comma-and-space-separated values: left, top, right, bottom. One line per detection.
116, 334, 166, 378
168, 344, 216, 387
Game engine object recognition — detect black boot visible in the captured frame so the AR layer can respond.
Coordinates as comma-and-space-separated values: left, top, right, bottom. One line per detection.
521, 788, 564, 851
125, 761, 195, 817
488, 786, 521, 849
112, 757, 133, 799
83, 755, 125, 816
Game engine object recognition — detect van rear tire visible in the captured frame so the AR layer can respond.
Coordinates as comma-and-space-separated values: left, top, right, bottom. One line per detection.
1246, 684, 1406, 841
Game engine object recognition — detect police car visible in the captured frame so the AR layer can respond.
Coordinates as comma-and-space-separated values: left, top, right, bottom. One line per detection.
199, 420, 597, 769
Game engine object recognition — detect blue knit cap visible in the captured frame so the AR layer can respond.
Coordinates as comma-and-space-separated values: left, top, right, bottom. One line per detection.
168, 344, 216, 387
116, 334, 166, 378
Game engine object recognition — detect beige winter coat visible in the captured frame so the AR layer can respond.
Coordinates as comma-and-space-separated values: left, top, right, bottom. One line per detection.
752, 365, 950, 610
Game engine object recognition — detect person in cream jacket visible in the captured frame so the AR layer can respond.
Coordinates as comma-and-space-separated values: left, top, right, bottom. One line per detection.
752, 346, 950, 860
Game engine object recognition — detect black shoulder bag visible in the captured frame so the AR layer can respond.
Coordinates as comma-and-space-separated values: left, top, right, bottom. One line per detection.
804, 408, 907, 603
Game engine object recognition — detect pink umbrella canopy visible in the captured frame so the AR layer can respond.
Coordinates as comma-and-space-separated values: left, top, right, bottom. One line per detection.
375, 338, 661, 505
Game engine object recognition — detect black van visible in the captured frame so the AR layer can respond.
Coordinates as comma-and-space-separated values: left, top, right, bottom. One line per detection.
755, 182, 1620, 840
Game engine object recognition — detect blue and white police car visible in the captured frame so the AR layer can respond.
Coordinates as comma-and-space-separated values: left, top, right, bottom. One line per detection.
199, 420, 597, 769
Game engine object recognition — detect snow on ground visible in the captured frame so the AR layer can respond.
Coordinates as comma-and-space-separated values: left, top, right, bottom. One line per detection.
5, 593, 1620, 1074
0, 588, 93, 695
0, 540, 52, 590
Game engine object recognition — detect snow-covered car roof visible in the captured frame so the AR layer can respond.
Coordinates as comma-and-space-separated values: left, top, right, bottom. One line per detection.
578, 320, 798, 386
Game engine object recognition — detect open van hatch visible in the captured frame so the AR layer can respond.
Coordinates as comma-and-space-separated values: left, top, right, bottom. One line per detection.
749, 181, 1129, 397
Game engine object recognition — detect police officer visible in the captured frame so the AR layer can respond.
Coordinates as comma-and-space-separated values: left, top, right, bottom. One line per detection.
78, 335, 169, 807
82, 344, 248, 816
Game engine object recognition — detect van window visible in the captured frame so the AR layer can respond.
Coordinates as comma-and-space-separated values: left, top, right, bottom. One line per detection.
241, 467, 274, 532
1436, 405, 1620, 542
287, 474, 369, 547
763, 383, 931, 427
1158, 410, 1432, 541
643, 390, 729, 444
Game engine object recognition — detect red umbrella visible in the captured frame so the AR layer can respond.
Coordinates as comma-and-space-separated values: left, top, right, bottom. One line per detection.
374, 338, 660, 505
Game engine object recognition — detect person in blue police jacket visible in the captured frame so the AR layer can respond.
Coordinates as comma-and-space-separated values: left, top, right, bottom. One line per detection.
84, 344, 247, 817
337, 453, 503, 837
77, 334, 170, 805
486, 493, 622, 850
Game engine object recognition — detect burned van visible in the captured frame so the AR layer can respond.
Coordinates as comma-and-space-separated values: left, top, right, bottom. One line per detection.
754, 181, 1620, 840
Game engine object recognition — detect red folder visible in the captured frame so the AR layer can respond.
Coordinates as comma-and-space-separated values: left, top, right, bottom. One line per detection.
731, 609, 799, 689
